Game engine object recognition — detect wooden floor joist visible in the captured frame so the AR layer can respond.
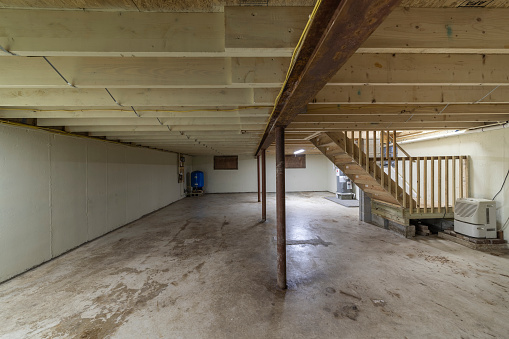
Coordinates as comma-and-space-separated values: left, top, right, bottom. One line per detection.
256, 0, 402, 155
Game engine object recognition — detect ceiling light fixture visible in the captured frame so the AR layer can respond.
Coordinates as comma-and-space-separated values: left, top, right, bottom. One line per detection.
294, 149, 305, 154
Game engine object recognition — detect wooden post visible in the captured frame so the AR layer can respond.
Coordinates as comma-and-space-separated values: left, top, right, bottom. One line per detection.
275, 126, 287, 290
261, 150, 267, 221
257, 155, 261, 202
459, 156, 464, 198
416, 157, 421, 213
423, 157, 427, 214
386, 130, 391, 195
358, 131, 362, 165
402, 157, 406, 207
430, 156, 435, 213
452, 156, 456, 210
380, 131, 384, 188
393, 131, 397, 199
409, 157, 413, 213
365, 131, 370, 173
350, 130, 355, 156
438, 156, 442, 214
445, 157, 449, 213
373, 131, 377, 178
463, 156, 469, 198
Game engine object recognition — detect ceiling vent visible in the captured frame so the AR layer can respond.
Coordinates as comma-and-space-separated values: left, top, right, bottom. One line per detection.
457, 0, 494, 7
239, 0, 269, 6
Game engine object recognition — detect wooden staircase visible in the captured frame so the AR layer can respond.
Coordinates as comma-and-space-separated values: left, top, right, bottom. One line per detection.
310, 130, 470, 224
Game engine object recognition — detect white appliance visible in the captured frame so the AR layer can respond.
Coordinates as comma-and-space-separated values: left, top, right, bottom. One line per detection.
454, 198, 497, 239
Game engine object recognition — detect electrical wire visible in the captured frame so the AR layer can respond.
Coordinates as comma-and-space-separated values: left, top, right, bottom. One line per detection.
492, 169, 509, 200
42, 56, 76, 88
474, 85, 500, 104
0, 45, 17, 56
260, 0, 323, 133
501, 216, 509, 231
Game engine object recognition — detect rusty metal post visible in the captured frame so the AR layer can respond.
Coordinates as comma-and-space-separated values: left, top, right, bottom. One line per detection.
261, 150, 267, 221
257, 155, 261, 202
275, 126, 287, 289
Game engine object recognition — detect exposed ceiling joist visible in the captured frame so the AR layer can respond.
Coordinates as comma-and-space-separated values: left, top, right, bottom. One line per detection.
255, 0, 402, 155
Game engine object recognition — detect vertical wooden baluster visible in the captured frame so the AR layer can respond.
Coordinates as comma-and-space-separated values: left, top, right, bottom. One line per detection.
343, 131, 347, 152
459, 155, 464, 198
409, 157, 413, 213
402, 157, 406, 207
423, 157, 427, 214
463, 156, 469, 198
350, 130, 355, 156
373, 131, 377, 178
380, 131, 384, 188
393, 131, 398, 199
452, 156, 456, 211
358, 131, 362, 165
438, 156, 442, 215
386, 131, 391, 195
430, 156, 435, 214
365, 131, 370, 173
416, 157, 420, 213
445, 157, 449, 214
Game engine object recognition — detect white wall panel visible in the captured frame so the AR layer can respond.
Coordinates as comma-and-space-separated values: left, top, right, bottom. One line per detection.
50, 135, 88, 256
107, 144, 127, 231
0, 123, 185, 283
86, 140, 108, 240
0, 126, 51, 282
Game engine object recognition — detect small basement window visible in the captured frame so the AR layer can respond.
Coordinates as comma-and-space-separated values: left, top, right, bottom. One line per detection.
214, 155, 238, 170
285, 154, 306, 169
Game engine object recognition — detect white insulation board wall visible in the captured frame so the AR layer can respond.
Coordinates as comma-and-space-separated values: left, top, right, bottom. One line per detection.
403, 127, 508, 239
0, 123, 188, 282
192, 154, 332, 193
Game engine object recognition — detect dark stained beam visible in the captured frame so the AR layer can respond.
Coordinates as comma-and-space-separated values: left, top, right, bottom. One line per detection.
261, 150, 267, 222
257, 155, 261, 203
255, 0, 402, 155
275, 126, 286, 290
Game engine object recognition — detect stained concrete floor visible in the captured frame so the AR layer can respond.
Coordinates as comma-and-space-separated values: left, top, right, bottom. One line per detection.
1, 192, 509, 339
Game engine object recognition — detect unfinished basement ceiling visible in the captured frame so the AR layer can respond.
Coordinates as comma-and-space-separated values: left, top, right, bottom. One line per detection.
1, 0, 509, 155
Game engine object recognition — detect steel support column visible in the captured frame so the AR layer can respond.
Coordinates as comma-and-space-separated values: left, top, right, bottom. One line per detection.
275, 126, 286, 289
257, 155, 261, 202
261, 150, 267, 221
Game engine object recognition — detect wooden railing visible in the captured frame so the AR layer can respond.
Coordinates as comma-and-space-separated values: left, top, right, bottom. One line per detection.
346, 130, 469, 214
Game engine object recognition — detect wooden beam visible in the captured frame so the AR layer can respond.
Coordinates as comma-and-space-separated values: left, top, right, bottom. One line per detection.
287, 122, 491, 130
5, 54, 509, 88
3, 7, 509, 57
0, 107, 272, 119
294, 114, 509, 123
256, 0, 402, 155
225, 7, 509, 55
36, 117, 267, 127
0, 88, 256, 106
313, 85, 509, 105
0, 9, 224, 56
88, 131, 251, 137
362, 7, 509, 54
306, 103, 509, 115
333, 54, 509, 86
64, 125, 262, 133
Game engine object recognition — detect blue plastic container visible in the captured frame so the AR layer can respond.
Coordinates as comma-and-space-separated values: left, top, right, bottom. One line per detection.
191, 171, 204, 189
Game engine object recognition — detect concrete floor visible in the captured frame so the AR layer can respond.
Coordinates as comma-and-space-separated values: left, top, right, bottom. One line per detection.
1, 192, 509, 339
